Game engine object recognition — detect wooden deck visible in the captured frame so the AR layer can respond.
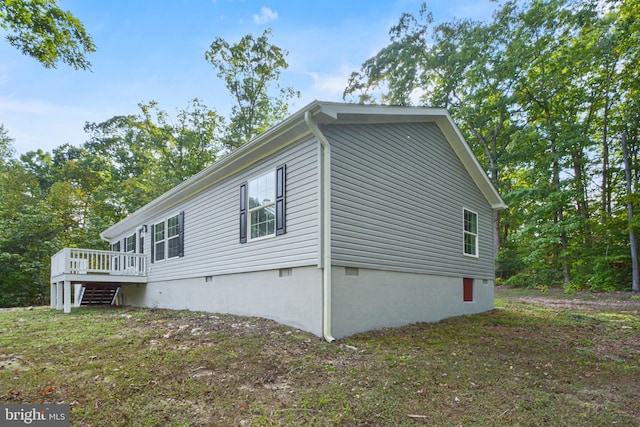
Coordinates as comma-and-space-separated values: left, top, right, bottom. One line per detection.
50, 248, 147, 313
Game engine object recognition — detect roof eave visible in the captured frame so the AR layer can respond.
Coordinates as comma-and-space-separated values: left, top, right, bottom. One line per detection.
101, 101, 328, 240
101, 101, 507, 240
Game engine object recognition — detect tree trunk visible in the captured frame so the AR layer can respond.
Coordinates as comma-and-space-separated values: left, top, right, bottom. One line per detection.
621, 132, 640, 292
551, 143, 572, 285
601, 103, 610, 217
571, 148, 591, 248
559, 207, 571, 285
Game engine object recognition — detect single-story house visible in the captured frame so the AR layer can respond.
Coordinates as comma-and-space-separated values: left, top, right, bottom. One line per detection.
50, 101, 507, 340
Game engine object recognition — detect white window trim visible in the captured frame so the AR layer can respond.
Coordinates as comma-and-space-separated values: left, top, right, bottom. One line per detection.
247, 201, 277, 242
125, 233, 136, 253
125, 233, 136, 268
247, 170, 277, 242
137, 226, 145, 255
111, 240, 121, 270
154, 213, 181, 261
153, 221, 166, 263
166, 214, 181, 259
463, 207, 479, 258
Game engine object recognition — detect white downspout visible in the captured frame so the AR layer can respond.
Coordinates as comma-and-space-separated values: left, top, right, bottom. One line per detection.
304, 111, 336, 343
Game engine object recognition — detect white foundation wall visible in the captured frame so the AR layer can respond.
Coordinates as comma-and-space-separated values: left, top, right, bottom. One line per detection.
122, 266, 324, 337
331, 267, 494, 339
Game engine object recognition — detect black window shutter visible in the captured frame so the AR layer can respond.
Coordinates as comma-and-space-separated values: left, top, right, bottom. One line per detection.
275, 164, 286, 235
132, 233, 136, 252
178, 211, 185, 257
150, 224, 155, 263
239, 182, 247, 243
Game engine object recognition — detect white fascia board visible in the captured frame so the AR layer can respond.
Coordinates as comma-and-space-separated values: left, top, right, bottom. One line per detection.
433, 112, 507, 210
319, 102, 449, 124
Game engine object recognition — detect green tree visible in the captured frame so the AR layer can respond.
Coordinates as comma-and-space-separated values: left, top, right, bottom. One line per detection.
498, 0, 597, 285
137, 99, 224, 186
0, 0, 95, 70
205, 28, 299, 147
611, 0, 640, 292
84, 99, 223, 215
0, 125, 14, 167
345, 0, 639, 291
0, 162, 57, 306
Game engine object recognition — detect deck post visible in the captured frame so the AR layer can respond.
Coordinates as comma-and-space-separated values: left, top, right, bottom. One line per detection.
50, 283, 56, 309
56, 282, 63, 310
63, 281, 71, 314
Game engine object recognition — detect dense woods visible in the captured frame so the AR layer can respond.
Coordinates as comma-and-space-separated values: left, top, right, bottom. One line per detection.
1, 0, 639, 306
0, 20, 297, 306
345, 0, 640, 292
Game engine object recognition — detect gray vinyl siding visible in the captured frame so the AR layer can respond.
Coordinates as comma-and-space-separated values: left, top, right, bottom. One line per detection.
145, 136, 320, 282
325, 122, 495, 279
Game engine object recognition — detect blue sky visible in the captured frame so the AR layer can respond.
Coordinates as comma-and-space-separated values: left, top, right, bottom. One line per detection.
0, 0, 501, 155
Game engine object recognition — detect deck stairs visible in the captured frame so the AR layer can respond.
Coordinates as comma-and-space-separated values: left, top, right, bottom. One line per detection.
76, 285, 121, 306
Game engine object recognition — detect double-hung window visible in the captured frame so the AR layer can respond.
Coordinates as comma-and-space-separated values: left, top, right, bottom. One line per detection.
463, 208, 478, 257
154, 222, 166, 261
138, 232, 144, 254
239, 165, 286, 243
138, 229, 145, 272
126, 233, 136, 267
151, 212, 184, 262
249, 171, 276, 239
167, 215, 181, 258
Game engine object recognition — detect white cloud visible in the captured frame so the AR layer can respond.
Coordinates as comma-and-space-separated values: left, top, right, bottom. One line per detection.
298, 62, 369, 105
306, 71, 351, 100
0, 96, 60, 115
253, 7, 278, 24
0, 96, 114, 154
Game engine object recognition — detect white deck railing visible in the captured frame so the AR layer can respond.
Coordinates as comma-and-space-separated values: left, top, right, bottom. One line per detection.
51, 248, 146, 278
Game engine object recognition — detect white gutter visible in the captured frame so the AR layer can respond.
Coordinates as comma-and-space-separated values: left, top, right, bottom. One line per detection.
304, 111, 335, 343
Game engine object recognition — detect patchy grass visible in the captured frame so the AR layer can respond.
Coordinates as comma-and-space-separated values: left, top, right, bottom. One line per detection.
1, 287, 639, 426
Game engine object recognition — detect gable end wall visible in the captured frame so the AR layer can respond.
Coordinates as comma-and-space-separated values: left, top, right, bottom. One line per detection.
326, 121, 495, 279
